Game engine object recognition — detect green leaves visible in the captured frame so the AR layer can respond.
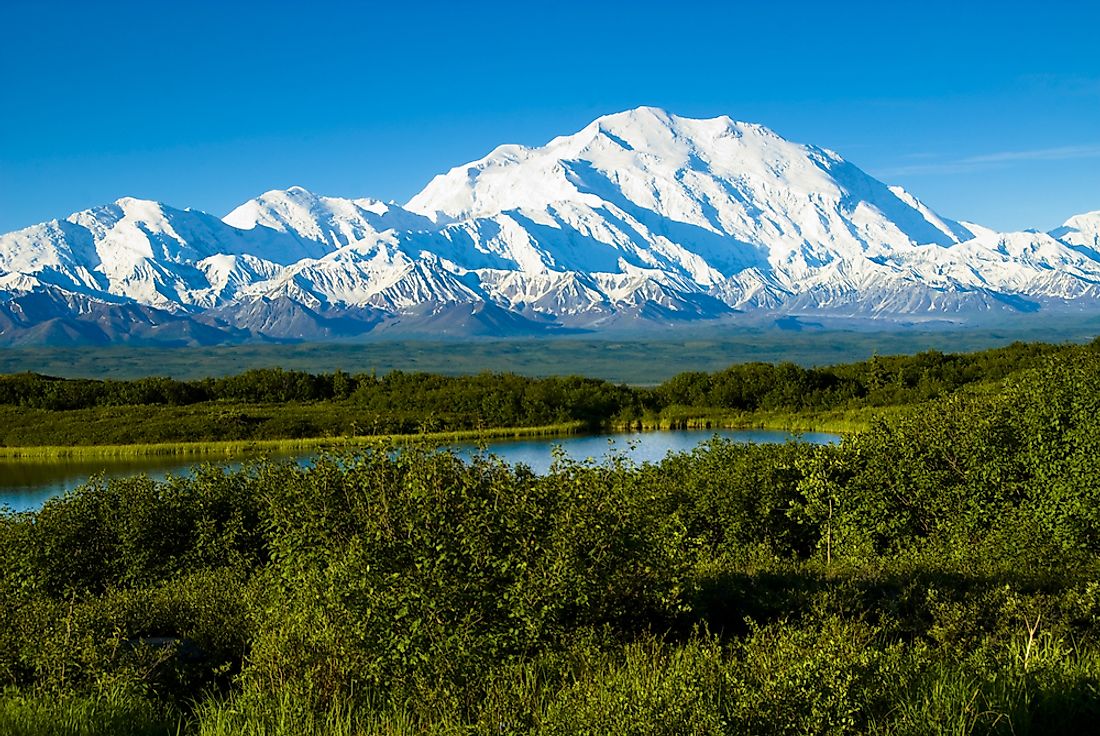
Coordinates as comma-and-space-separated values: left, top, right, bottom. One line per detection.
5, 341, 1100, 730
248, 446, 696, 700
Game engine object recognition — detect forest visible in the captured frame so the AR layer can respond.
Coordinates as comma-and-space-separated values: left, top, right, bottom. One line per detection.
2, 340, 1100, 734
0, 340, 1076, 447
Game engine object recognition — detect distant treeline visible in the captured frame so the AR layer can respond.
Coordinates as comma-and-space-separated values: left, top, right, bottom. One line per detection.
0, 340, 1093, 447
0, 339, 1082, 420
653, 339, 1069, 411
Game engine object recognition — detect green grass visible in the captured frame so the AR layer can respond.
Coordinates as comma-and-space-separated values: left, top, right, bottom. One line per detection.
0, 405, 866, 460
0, 688, 181, 736
0, 422, 585, 459
194, 692, 367, 736
622, 406, 887, 434
9, 630, 1099, 735
0, 410, 862, 460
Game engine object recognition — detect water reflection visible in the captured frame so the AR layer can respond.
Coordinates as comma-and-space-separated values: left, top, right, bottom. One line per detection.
0, 429, 838, 512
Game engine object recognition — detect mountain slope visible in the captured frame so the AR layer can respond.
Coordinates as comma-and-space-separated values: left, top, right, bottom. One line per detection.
224, 186, 433, 249
0, 197, 321, 311
1, 107, 1098, 345
398, 107, 1096, 318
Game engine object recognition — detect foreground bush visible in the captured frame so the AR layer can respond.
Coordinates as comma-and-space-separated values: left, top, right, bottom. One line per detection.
3, 346, 1100, 732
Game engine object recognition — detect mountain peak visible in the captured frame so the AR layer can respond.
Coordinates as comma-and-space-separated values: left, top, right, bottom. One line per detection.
110, 196, 168, 215
594, 105, 675, 128
3, 108, 1100, 345
590, 107, 782, 145
246, 186, 324, 206
61, 197, 173, 234
1052, 210, 1100, 249
405, 106, 957, 253
1063, 210, 1100, 229
223, 187, 428, 251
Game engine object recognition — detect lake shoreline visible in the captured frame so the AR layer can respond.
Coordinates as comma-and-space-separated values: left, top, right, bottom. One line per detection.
0, 410, 864, 460
0, 422, 588, 460
1, 427, 842, 514
612, 407, 878, 435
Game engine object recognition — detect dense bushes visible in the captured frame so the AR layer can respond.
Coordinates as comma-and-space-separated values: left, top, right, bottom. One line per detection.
3, 344, 1100, 732
245, 450, 694, 708
794, 349, 1100, 565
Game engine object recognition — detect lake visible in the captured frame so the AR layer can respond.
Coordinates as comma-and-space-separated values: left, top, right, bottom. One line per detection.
0, 428, 839, 512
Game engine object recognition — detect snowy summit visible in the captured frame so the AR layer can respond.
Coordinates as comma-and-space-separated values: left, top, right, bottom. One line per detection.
1, 107, 1098, 344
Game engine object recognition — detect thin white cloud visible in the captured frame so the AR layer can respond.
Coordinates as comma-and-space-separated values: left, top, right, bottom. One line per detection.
965, 144, 1100, 164
1020, 74, 1100, 97
879, 144, 1100, 176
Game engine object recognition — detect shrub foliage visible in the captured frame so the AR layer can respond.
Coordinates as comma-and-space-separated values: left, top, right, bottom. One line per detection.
3, 342, 1100, 733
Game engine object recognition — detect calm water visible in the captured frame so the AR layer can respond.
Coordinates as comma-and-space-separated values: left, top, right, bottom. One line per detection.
0, 429, 838, 512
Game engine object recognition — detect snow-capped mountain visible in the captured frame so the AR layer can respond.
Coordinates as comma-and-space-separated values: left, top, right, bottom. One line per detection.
2, 107, 1098, 345
223, 186, 433, 251
1052, 211, 1100, 252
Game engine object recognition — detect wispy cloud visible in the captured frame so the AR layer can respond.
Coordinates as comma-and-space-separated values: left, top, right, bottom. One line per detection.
879, 144, 1100, 176
1019, 73, 1100, 97
966, 144, 1100, 164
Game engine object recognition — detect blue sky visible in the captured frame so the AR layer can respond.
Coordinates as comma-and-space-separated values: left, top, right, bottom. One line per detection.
1, 0, 1098, 234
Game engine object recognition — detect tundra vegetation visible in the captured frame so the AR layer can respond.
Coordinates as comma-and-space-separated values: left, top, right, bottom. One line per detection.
0, 340, 1070, 449
1, 340, 1100, 734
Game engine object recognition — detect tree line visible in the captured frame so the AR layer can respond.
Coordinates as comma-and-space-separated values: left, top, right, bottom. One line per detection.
0, 338, 1082, 421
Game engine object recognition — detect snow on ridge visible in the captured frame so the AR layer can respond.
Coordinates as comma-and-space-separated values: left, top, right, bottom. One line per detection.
1053, 210, 1100, 251
1, 106, 1099, 340
225, 186, 435, 252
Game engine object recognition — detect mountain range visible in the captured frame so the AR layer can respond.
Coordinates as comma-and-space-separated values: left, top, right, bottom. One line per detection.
3, 106, 1099, 345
